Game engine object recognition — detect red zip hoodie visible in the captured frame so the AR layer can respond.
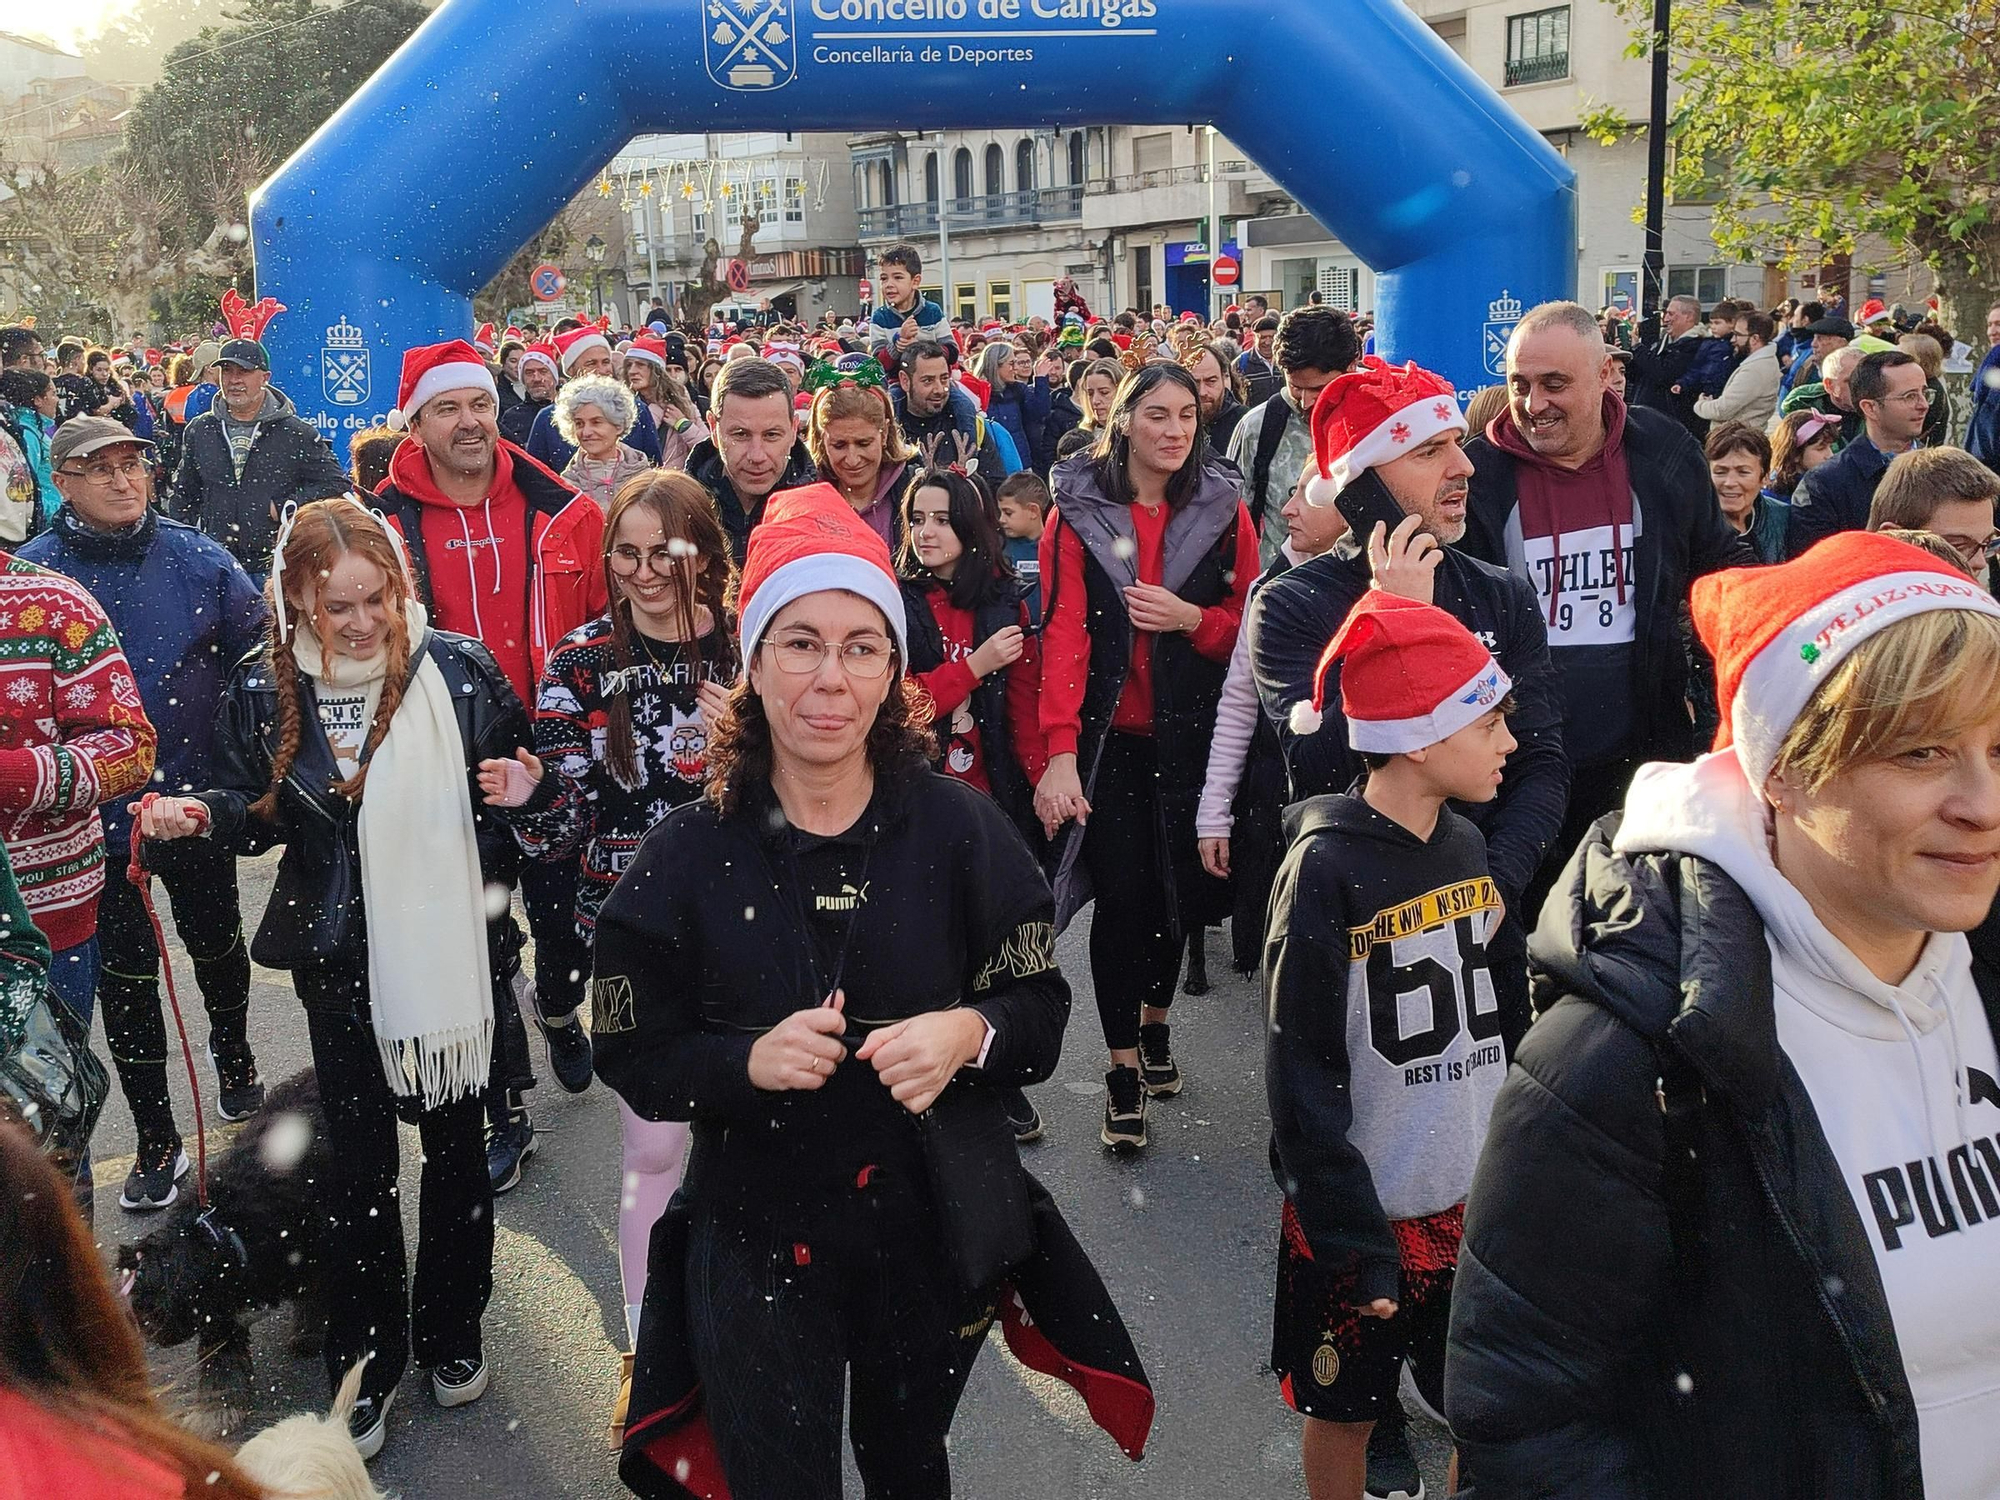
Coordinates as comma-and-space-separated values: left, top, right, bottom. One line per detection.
387, 437, 535, 701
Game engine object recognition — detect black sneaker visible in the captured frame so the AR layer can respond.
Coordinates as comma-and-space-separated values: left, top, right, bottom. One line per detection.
1100, 1065, 1148, 1152
208, 1040, 265, 1122
999, 1085, 1043, 1144
537, 1010, 594, 1094
348, 1387, 394, 1461
432, 1356, 489, 1407
1365, 1407, 1425, 1500
118, 1137, 188, 1212
486, 1111, 537, 1194
1137, 1022, 1183, 1097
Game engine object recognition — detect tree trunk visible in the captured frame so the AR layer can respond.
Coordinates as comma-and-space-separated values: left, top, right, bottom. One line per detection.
1920, 229, 2000, 351
680, 216, 760, 331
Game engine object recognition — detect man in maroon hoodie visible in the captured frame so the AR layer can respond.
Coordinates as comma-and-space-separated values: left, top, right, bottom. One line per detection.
374, 341, 609, 1190
1460, 301, 1756, 916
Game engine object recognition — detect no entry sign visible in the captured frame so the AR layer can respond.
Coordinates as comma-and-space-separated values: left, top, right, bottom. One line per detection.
1212, 254, 1240, 288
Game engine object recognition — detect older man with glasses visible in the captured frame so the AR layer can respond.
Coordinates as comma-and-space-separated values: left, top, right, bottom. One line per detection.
19, 415, 267, 1211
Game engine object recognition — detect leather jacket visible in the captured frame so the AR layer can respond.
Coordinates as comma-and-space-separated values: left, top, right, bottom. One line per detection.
192, 629, 552, 975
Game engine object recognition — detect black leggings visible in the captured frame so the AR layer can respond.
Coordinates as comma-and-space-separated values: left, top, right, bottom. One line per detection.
298, 965, 493, 1399
685, 1167, 977, 1500
97, 837, 250, 1136
1082, 732, 1182, 1052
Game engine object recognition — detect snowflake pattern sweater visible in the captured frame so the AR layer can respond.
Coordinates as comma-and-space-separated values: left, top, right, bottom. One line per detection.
510, 614, 734, 936
0, 554, 156, 949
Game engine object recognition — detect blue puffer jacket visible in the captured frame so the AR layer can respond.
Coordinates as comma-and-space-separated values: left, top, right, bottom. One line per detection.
1967, 344, 2000, 465
17, 505, 267, 846
1681, 334, 1735, 401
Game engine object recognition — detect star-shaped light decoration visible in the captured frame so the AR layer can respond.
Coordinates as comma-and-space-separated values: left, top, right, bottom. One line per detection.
639, 179, 654, 196
596, 177, 613, 197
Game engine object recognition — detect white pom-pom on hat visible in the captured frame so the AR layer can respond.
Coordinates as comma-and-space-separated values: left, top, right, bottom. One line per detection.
385, 408, 409, 432
1288, 700, 1325, 736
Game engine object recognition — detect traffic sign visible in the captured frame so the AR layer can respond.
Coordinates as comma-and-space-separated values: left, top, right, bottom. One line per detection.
1212, 254, 1240, 288
530, 263, 567, 302
726, 259, 751, 294
858, 278, 873, 303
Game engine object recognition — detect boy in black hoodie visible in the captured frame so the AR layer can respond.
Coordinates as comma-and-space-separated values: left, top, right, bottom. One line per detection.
1265, 590, 1516, 1499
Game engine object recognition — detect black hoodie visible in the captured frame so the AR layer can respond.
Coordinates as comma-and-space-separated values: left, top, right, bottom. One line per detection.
1266, 792, 1507, 1304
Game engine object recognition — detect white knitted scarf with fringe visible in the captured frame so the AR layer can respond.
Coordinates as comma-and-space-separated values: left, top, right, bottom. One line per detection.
294, 605, 492, 1109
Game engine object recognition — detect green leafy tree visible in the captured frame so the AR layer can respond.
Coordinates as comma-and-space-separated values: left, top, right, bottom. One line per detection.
117, 0, 429, 296
1583, 0, 2000, 337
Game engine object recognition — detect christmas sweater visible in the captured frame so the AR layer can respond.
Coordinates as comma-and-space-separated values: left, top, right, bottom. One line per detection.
0, 554, 157, 949
513, 613, 734, 937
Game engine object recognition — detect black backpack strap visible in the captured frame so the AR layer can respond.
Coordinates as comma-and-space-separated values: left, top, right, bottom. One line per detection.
1247, 396, 1292, 533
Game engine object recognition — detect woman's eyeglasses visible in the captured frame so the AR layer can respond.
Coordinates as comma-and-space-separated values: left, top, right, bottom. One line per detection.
761, 633, 893, 679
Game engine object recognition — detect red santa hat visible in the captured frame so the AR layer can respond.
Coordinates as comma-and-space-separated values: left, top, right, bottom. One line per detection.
519, 341, 560, 380
1858, 298, 1891, 326
736, 483, 907, 663
625, 334, 670, 370
553, 325, 611, 373
473, 322, 498, 355
1691, 530, 2000, 791
503, 325, 526, 343
389, 339, 497, 429
1292, 590, 1510, 746
761, 339, 805, 376
1304, 357, 1466, 509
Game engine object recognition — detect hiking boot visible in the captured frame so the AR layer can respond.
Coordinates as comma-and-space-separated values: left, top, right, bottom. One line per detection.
348, 1388, 393, 1461
1365, 1405, 1425, 1500
1138, 1022, 1183, 1097
432, 1356, 489, 1408
607, 1350, 635, 1451
487, 1111, 538, 1194
537, 1009, 595, 1095
1100, 1065, 1148, 1152
118, 1136, 188, 1212
209, 1039, 265, 1122
999, 1085, 1043, 1144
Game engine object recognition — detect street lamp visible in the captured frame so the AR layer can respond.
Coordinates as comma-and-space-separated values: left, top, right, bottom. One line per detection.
584, 233, 607, 317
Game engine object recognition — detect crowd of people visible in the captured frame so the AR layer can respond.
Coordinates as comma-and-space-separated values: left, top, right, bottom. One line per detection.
2, 242, 2000, 1500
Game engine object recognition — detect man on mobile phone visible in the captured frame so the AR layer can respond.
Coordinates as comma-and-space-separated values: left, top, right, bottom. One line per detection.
1249, 358, 1567, 1055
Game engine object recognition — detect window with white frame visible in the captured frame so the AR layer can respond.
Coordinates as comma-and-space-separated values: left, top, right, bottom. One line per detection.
784, 176, 805, 223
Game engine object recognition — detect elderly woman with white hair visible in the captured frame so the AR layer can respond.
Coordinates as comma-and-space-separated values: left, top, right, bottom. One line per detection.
556, 373, 653, 511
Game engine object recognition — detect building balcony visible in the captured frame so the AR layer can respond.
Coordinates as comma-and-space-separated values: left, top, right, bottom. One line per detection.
1505, 52, 1569, 86
857, 186, 1084, 241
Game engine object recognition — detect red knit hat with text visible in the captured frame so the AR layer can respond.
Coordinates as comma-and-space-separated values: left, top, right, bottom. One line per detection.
1292, 589, 1510, 747
390, 339, 496, 428
736, 483, 908, 663
1303, 357, 1466, 509
1692, 530, 2000, 790
553, 324, 611, 373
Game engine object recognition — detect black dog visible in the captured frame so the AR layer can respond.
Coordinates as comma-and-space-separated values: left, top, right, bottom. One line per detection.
118, 1067, 331, 1429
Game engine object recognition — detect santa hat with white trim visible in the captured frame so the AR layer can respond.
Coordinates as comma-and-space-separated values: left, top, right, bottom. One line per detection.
625, 333, 670, 370
519, 341, 560, 381
1692, 530, 2000, 792
388, 339, 497, 430
737, 483, 907, 665
473, 322, 498, 356
1291, 589, 1510, 744
1303, 357, 1466, 509
553, 324, 611, 373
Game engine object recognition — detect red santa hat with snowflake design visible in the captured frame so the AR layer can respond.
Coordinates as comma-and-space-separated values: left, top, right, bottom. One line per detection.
388, 339, 496, 430
1291, 589, 1510, 743
1303, 357, 1466, 509
736, 483, 907, 664
1692, 530, 2000, 791
553, 325, 611, 373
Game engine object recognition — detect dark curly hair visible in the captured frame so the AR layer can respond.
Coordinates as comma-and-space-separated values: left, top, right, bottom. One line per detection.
705, 667, 936, 818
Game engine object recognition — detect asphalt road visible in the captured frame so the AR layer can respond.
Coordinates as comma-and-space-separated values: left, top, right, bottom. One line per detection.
91, 849, 1451, 1498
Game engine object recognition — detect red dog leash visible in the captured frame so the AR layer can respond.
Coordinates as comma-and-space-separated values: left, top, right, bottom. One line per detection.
125, 792, 210, 1209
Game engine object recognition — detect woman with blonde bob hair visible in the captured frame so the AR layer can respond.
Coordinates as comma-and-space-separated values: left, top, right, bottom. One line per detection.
1448, 530, 2000, 1497
804, 359, 917, 550
136, 496, 548, 1460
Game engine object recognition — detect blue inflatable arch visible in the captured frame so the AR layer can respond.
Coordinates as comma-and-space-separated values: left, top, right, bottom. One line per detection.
252, 0, 1576, 440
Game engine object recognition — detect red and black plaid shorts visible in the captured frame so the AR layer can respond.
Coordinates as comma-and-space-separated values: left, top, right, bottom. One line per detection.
1271, 1200, 1462, 1423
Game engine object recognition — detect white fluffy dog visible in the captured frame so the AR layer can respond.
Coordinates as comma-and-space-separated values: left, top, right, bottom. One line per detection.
234, 1362, 387, 1500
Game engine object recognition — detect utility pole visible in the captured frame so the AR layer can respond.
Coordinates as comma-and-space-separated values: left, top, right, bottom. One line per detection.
1641, 0, 1671, 320
1206, 126, 1219, 319
934, 132, 953, 326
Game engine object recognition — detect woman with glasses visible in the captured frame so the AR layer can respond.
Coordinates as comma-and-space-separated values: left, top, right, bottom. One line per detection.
478, 470, 736, 1447
589, 482, 1152, 1498
1035, 362, 1259, 1152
